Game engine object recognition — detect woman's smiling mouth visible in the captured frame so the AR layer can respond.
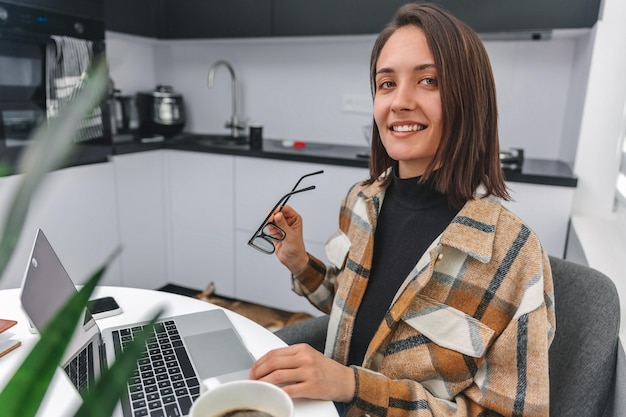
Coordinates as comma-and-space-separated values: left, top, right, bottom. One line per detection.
390, 124, 426, 132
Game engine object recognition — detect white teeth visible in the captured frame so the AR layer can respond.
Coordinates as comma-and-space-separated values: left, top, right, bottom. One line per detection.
392, 124, 424, 132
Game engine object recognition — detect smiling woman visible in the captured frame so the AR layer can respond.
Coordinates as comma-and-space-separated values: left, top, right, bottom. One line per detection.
248, 3, 555, 417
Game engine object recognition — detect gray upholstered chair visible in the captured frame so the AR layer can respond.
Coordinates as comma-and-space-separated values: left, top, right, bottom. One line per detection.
274, 311, 328, 353
275, 256, 624, 417
548, 256, 622, 417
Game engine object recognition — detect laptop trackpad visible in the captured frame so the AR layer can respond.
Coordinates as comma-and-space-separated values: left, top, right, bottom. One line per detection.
184, 329, 255, 379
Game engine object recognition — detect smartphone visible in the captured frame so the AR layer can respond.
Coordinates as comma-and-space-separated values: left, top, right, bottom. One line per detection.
87, 296, 123, 319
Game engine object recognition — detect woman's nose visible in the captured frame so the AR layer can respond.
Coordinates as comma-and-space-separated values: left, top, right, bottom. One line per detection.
391, 83, 417, 112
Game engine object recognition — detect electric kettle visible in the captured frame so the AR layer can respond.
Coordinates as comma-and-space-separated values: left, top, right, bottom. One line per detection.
110, 89, 138, 134
136, 85, 186, 137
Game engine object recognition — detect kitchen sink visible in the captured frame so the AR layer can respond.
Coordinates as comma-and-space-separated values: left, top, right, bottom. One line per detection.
175, 133, 250, 148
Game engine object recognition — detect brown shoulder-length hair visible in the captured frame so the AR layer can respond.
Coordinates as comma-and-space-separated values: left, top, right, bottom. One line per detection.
366, 2, 509, 209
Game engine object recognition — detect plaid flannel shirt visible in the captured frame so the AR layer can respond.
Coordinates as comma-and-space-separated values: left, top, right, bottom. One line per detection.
291, 179, 555, 417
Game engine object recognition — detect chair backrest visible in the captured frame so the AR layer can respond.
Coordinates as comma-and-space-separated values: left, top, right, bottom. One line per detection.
548, 256, 621, 417
274, 313, 328, 352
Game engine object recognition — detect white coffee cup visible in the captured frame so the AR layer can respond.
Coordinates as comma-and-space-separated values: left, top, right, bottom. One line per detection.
189, 379, 294, 417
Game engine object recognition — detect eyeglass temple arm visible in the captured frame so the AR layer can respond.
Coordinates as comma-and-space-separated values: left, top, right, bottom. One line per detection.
289, 170, 324, 193
278, 185, 315, 211
251, 185, 317, 239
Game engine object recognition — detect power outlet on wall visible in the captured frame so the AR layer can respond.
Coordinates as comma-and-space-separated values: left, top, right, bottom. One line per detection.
341, 94, 372, 115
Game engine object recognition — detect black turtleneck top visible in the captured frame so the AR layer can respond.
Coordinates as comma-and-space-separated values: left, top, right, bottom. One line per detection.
347, 171, 459, 366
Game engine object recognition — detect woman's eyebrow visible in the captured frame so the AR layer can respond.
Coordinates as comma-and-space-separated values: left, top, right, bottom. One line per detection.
415, 63, 436, 71
375, 67, 394, 76
375, 63, 436, 76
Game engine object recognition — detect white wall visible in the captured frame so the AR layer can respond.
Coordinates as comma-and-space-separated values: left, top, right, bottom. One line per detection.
486, 36, 579, 163
106, 30, 587, 162
106, 32, 158, 94
572, 0, 626, 217
566, 0, 626, 339
559, 31, 595, 168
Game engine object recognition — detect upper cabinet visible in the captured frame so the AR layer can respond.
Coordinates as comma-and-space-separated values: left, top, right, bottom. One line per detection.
440, 0, 602, 32
272, 0, 407, 37
274, 0, 604, 36
104, 0, 271, 39
104, 0, 159, 38
6, 0, 104, 20
157, 0, 272, 39
104, 0, 603, 39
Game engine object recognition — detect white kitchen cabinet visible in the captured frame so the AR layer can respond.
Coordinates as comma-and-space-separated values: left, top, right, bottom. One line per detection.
234, 157, 369, 244
0, 162, 121, 290
234, 230, 326, 316
503, 181, 574, 257
233, 157, 368, 314
113, 150, 169, 289
164, 150, 236, 294
113, 149, 236, 292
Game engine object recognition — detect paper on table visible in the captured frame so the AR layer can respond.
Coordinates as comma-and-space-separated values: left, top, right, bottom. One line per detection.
0, 318, 21, 359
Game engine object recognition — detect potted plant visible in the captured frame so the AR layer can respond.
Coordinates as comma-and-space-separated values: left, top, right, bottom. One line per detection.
0, 60, 162, 417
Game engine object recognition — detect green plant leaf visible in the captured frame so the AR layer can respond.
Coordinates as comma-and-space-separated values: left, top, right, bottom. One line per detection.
0, 59, 109, 280
74, 310, 164, 417
0, 55, 153, 417
0, 161, 9, 177
0, 249, 116, 417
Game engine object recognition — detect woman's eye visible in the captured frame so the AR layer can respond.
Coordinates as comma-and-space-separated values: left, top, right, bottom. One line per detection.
420, 77, 438, 87
379, 80, 395, 90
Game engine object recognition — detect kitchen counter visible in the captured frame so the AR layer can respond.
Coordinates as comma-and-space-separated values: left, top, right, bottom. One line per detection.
0, 139, 112, 176
112, 132, 578, 188
0, 132, 577, 187
113, 133, 371, 169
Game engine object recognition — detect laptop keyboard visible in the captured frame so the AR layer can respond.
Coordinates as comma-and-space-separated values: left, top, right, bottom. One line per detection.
112, 320, 201, 417
64, 342, 94, 396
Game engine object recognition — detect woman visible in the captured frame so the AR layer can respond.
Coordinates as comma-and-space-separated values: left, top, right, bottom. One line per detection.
249, 3, 555, 416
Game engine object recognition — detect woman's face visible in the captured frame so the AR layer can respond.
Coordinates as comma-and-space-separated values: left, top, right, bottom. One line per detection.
373, 25, 442, 178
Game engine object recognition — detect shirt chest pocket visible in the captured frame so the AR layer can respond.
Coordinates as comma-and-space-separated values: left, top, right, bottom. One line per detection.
325, 229, 351, 269
402, 295, 495, 358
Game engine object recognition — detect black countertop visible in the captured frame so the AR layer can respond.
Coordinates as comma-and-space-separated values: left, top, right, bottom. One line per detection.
0, 139, 112, 176
0, 131, 577, 188
112, 132, 578, 188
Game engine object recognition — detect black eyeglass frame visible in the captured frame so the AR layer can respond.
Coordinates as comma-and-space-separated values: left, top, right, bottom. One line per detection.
247, 170, 324, 254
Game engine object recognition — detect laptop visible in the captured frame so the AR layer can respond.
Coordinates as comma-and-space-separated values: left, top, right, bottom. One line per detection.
19, 229, 256, 417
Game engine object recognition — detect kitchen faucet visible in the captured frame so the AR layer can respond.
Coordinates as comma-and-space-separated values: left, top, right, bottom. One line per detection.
207, 60, 245, 138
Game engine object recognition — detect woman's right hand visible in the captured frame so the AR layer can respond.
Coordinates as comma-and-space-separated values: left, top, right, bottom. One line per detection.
271, 205, 309, 275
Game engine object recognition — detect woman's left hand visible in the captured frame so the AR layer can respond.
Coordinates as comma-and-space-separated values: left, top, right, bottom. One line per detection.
249, 343, 355, 403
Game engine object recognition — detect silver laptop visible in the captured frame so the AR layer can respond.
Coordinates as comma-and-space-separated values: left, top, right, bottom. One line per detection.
19, 229, 256, 417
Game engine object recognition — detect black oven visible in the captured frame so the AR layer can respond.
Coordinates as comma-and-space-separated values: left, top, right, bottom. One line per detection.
0, 35, 47, 147
0, 1, 110, 169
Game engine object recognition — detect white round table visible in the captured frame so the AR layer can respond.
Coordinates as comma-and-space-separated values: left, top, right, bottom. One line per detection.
0, 286, 339, 417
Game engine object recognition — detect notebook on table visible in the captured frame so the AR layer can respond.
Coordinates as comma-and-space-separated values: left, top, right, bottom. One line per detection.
0, 318, 21, 358
19, 229, 256, 417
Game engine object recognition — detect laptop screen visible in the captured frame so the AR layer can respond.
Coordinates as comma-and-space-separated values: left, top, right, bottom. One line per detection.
19, 229, 103, 369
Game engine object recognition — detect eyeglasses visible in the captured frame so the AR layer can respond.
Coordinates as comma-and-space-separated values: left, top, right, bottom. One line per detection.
247, 170, 324, 254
